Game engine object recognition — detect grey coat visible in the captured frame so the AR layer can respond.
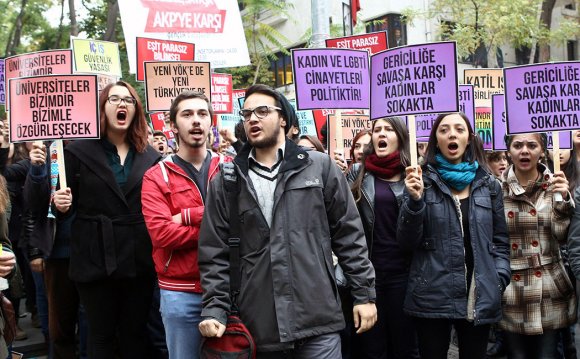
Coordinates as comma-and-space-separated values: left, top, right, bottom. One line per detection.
396, 165, 510, 325
199, 140, 375, 351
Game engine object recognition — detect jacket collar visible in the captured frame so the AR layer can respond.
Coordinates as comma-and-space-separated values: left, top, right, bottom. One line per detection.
234, 139, 310, 176
502, 163, 550, 196
67, 140, 160, 203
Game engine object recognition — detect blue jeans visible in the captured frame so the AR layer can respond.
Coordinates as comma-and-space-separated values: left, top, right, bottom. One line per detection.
504, 330, 559, 359
257, 333, 342, 359
159, 290, 202, 359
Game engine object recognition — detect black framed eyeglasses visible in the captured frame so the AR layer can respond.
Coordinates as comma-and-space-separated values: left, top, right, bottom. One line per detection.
108, 95, 137, 106
239, 105, 281, 121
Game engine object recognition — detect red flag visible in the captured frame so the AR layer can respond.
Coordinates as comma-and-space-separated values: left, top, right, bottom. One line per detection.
351, 0, 361, 26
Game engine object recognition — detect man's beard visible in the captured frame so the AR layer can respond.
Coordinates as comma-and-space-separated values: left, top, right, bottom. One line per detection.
247, 125, 282, 149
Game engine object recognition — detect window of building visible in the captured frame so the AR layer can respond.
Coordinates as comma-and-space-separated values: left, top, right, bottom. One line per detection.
269, 45, 304, 88
565, 2, 576, 10
365, 13, 406, 48
568, 40, 578, 61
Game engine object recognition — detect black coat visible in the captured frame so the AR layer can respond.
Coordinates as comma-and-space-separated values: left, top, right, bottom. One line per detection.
397, 166, 510, 325
64, 140, 160, 282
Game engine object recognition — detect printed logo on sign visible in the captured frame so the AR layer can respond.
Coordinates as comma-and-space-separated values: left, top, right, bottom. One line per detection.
142, 0, 226, 33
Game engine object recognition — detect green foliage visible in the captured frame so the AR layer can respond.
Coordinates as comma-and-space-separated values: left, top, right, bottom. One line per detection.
2, 0, 56, 56
403, 0, 580, 65
218, 0, 293, 87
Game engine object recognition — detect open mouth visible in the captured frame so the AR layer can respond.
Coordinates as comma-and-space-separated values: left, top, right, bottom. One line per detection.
378, 140, 388, 149
520, 158, 531, 164
158, 145, 165, 151
249, 126, 261, 135
448, 143, 459, 151
190, 128, 204, 136
117, 111, 127, 120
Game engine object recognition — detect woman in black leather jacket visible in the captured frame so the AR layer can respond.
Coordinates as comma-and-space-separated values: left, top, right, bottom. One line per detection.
346, 116, 419, 359
399, 113, 510, 359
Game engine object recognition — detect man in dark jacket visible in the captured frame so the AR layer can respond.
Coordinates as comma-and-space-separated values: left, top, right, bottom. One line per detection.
198, 84, 376, 358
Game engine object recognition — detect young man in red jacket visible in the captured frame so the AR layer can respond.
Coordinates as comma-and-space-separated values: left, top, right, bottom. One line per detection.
141, 91, 231, 359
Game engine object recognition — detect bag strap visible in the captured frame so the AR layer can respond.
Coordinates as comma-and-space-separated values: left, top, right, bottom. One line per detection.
221, 162, 242, 313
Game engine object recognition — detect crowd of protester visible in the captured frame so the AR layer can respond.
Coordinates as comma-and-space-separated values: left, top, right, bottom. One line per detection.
0, 83, 579, 359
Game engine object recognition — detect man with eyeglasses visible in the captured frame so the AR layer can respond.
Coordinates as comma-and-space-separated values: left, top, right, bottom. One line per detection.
142, 91, 231, 359
198, 84, 377, 358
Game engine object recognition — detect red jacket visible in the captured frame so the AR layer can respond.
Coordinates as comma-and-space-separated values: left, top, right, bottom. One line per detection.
142, 152, 231, 292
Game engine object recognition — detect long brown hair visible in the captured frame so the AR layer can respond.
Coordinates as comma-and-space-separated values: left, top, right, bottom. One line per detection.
0, 176, 10, 214
99, 81, 148, 152
350, 117, 410, 202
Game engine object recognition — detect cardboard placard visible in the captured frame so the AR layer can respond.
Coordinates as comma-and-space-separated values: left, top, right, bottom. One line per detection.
327, 114, 372, 161
144, 61, 211, 112
71, 38, 122, 77
136, 37, 195, 81
325, 31, 388, 55
370, 41, 459, 119
8, 74, 99, 142
504, 61, 580, 134
292, 48, 370, 110
118, 0, 250, 71
211, 73, 233, 114
5, 49, 73, 110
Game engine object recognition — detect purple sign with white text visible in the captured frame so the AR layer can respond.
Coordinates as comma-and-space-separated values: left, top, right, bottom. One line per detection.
492, 94, 507, 150
413, 85, 475, 138
292, 48, 370, 110
494, 94, 571, 150
504, 61, 580, 135
370, 41, 458, 120
0, 60, 4, 105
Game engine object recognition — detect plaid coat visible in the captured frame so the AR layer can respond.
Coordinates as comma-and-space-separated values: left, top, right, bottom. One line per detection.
499, 164, 576, 335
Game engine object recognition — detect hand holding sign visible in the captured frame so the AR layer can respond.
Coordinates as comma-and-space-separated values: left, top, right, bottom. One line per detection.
30, 141, 46, 166
405, 166, 423, 200
0, 120, 8, 148
551, 171, 570, 201
53, 187, 72, 213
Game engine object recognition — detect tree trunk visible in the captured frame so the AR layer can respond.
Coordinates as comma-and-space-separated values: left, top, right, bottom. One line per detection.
487, 45, 498, 68
54, 0, 65, 47
69, 0, 79, 36
103, 0, 119, 41
6, 0, 28, 56
538, 0, 556, 62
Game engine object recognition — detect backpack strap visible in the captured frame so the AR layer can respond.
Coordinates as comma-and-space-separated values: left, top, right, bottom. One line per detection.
221, 162, 242, 313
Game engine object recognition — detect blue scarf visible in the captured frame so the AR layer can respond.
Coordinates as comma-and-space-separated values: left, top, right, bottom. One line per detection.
434, 153, 479, 191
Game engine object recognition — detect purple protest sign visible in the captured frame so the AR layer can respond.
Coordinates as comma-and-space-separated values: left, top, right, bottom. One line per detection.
546, 132, 572, 150
492, 94, 507, 150
0, 59, 4, 105
370, 41, 458, 120
504, 61, 580, 135
414, 114, 438, 138
459, 85, 475, 129
494, 94, 572, 150
292, 48, 370, 110
412, 85, 475, 138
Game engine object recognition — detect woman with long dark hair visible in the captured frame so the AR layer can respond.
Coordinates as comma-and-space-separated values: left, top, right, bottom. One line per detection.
502, 133, 576, 359
53, 81, 161, 358
347, 117, 419, 358
398, 112, 510, 359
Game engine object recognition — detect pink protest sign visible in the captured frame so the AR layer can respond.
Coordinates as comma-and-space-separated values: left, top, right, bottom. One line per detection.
370, 41, 458, 120
211, 73, 233, 114
0, 60, 5, 105
504, 61, 580, 135
326, 31, 388, 55
8, 74, 99, 142
136, 37, 195, 81
5, 49, 73, 110
292, 48, 370, 110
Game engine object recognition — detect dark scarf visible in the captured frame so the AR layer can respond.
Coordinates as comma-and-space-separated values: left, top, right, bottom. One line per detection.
365, 151, 403, 179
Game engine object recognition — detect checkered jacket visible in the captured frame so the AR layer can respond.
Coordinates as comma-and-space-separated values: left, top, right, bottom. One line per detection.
499, 164, 576, 335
